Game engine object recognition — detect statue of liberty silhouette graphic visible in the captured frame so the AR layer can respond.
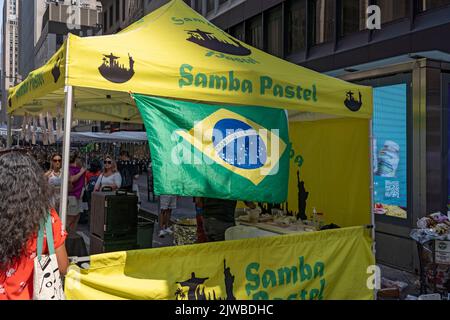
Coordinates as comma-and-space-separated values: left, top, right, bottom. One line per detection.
223, 260, 236, 300
297, 170, 309, 221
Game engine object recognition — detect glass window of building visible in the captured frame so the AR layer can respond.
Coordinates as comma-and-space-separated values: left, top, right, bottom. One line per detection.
246, 15, 263, 50
194, 0, 202, 13
230, 22, 245, 42
376, 0, 410, 24
419, 0, 450, 11
109, 7, 113, 27
103, 11, 107, 32
116, 0, 120, 22
207, 0, 215, 13
266, 5, 283, 57
287, 0, 306, 54
219, 0, 228, 5
122, 0, 126, 22
341, 0, 369, 36
311, 0, 335, 45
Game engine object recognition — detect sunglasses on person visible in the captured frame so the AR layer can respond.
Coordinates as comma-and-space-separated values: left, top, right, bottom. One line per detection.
104, 160, 112, 165
52, 158, 62, 163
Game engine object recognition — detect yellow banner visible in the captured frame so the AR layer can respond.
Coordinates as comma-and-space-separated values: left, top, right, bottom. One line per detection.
288, 119, 371, 227
65, 227, 374, 300
8, 0, 372, 121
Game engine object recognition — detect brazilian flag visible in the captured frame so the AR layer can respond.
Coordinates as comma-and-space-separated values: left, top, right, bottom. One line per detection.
133, 94, 290, 203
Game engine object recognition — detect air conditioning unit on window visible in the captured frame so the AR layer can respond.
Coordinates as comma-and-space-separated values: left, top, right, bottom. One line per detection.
80, 0, 90, 8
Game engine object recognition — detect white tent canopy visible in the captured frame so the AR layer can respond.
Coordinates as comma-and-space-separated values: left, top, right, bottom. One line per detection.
68, 131, 148, 143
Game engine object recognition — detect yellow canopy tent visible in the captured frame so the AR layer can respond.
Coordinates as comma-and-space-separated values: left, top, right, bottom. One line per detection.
7, 0, 373, 229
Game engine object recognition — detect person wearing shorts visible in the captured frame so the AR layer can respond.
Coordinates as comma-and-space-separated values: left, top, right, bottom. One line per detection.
67, 153, 86, 236
159, 195, 177, 237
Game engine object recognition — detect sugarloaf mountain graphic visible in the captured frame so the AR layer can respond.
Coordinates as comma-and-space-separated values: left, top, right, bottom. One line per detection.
344, 91, 363, 112
174, 260, 236, 300
98, 53, 135, 83
186, 29, 251, 56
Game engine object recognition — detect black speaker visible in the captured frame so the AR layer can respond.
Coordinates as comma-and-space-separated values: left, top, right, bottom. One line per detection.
90, 234, 138, 255
90, 191, 138, 240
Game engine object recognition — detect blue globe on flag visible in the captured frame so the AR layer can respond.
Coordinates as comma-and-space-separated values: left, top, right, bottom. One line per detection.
212, 118, 267, 170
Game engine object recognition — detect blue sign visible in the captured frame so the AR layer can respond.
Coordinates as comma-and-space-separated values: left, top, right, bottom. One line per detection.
373, 84, 408, 211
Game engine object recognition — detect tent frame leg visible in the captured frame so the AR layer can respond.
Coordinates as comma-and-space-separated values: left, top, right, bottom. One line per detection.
369, 120, 377, 300
6, 114, 13, 148
60, 85, 74, 230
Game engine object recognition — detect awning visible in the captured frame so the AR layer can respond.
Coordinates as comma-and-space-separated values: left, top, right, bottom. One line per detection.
8, 0, 372, 122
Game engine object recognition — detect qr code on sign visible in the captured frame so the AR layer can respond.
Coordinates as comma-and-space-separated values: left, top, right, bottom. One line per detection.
385, 181, 400, 199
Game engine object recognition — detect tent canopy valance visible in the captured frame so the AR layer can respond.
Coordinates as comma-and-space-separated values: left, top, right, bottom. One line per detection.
69, 131, 148, 143
8, 0, 372, 122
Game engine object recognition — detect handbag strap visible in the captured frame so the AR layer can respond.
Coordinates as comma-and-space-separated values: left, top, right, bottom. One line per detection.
36, 212, 55, 261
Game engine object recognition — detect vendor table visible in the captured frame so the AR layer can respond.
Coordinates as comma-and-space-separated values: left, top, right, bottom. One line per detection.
226, 219, 317, 241
238, 221, 316, 235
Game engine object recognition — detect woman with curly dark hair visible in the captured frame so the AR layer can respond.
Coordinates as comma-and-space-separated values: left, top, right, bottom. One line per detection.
0, 150, 69, 300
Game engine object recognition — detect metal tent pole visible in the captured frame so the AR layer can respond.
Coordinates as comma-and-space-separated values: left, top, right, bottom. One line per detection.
6, 114, 12, 148
369, 120, 376, 242
369, 119, 377, 300
59, 85, 74, 230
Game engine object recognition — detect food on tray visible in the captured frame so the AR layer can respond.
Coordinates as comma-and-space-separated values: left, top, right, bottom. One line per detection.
274, 216, 297, 226
176, 218, 197, 226
248, 208, 262, 223
238, 215, 251, 222
239, 213, 273, 223
259, 214, 273, 222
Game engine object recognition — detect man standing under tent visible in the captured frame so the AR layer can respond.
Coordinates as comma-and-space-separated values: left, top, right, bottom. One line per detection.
199, 198, 256, 242
118, 150, 142, 211
117, 150, 139, 192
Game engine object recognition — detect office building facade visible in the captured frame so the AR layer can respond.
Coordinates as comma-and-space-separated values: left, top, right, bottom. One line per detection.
100, 0, 145, 34
35, 0, 102, 69
1, 0, 20, 123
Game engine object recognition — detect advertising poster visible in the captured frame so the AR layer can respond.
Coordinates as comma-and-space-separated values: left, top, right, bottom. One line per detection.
373, 84, 408, 219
